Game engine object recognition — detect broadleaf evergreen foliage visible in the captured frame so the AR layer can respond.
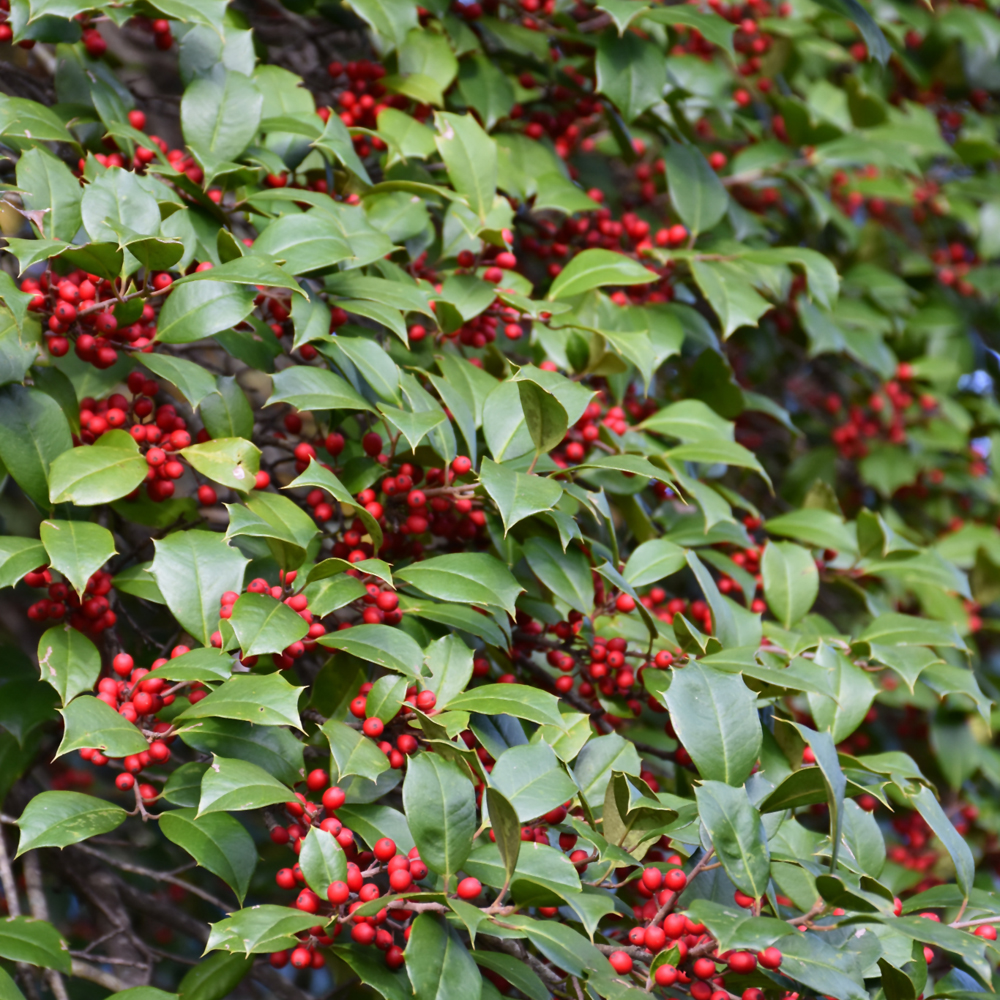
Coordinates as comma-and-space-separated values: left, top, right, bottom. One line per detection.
0, 2, 998, 1000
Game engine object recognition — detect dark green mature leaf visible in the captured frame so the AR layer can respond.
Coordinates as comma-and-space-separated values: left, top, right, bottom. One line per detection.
663, 661, 760, 785
56, 695, 148, 758
150, 648, 233, 683
205, 906, 321, 956
473, 952, 547, 1000
516, 379, 568, 455
423, 635, 474, 709
807, 641, 877, 743
776, 932, 868, 1000
181, 718, 303, 787
0, 917, 70, 972
179, 673, 304, 729
156, 282, 256, 344
0, 384, 73, 508
252, 214, 352, 274
160, 809, 257, 904
811, 0, 891, 63
287, 459, 383, 551
182, 69, 263, 178
406, 914, 481, 1000
395, 551, 523, 614
500, 915, 606, 976
150, 531, 249, 647
403, 753, 477, 878
47, 429, 147, 505
36, 625, 99, 706
485, 787, 521, 885
596, 30, 666, 122
908, 785, 975, 898
16, 146, 82, 242
15, 790, 127, 857
789, 723, 846, 870
197, 756, 291, 817
178, 953, 253, 1000
298, 827, 347, 896
694, 781, 770, 898
523, 536, 593, 612
663, 144, 729, 236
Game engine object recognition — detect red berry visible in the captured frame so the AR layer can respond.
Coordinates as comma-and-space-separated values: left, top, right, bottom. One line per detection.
306, 768, 329, 792
456, 877, 482, 900
655, 965, 677, 987
641, 867, 662, 891
373, 837, 396, 862
327, 880, 350, 905
664, 868, 687, 891
362, 717, 384, 738
758, 947, 782, 969
607, 951, 632, 974
276, 868, 296, 890
323, 786, 346, 811
729, 952, 756, 974
112, 653, 134, 676
290, 947, 311, 969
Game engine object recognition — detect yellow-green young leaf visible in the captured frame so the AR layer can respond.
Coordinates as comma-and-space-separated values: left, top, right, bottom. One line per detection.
205, 905, 322, 956
197, 756, 291, 817
761, 541, 820, 628
37, 625, 100, 706
181, 438, 261, 493
47, 430, 147, 505
159, 809, 257, 904
15, 790, 127, 857
39, 520, 116, 598
547, 248, 657, 300
435, 111, 497, 223
0, 916, 70, 973
179, 672, 305, 730
267, 365, 375, 413
694, 781, 771, 898
403, 753, 477, 878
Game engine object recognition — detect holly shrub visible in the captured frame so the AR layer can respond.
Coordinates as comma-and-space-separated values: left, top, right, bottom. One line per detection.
0, 1, 998, 999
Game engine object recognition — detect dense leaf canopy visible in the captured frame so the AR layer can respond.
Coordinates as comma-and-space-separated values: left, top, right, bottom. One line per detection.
0, 2, 998, 1000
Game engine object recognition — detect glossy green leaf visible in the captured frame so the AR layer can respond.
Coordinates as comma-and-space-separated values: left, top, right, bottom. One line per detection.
156, 282, 256, 344
0, 917, 70, 972
322, 720, 391, 785
663, 144, 729, 236
15, 790, 127, 857
182, 69, 262, 178
694, 780, 770, 898
205, 905, 321, 956
298, 827, 347, 897
663, 660, 761, 785
160, 808, 257, 904
403, 752, 477, 878
36, 625, 100, 706
547, 248, 657, 300
489, 742, 578, 822
405, 914, 481, 1000
47, 430, 147, 505
197, 756, 291, 817
39, 519, 115, 599
318, 624, 424, 678
150, 530, 249, 647
447, 685, 564, 727
479, 459, 563, 536
0, 384, 72, 509
762, 541, 820, 628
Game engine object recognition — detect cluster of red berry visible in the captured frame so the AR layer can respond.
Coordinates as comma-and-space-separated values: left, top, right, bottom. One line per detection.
25, 568, 117, 633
